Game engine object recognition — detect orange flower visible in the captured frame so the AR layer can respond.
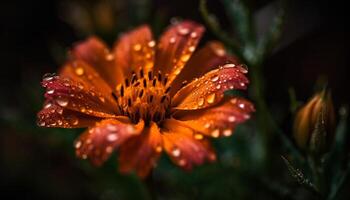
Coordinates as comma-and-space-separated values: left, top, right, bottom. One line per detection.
37, 20, 254, 178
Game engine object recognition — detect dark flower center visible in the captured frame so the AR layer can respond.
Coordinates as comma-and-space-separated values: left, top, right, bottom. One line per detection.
112, 69, 171, 125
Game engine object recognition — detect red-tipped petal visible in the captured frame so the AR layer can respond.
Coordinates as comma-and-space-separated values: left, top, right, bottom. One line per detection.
72, 36, 124, 87
37, 101, 100, 128
154, 20, 204, 86
118, 122, 162, 178
114, 25, 155, 77
75, 119, 144, 166
42, 75, 118, 118
169, 41, 240, 96
174, 98, 255, 138
172, 64, 249, 110
162, 119, 216, 170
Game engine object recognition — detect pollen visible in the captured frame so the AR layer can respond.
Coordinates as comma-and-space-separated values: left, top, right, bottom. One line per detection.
112, 69, 171, 125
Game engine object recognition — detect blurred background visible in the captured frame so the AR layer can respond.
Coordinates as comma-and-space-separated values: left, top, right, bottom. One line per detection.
1, 0, 348, 199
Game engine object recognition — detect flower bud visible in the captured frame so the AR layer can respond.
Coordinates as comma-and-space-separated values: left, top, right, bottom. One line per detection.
293, 90, 335, 155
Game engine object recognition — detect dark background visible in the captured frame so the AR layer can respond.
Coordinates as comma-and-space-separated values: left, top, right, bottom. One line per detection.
0, 0, 348, 199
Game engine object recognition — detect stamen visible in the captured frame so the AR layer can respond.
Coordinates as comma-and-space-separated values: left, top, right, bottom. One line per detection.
120, 85, 124, 97
161, 95, 167, 103
139, 89, 144, 97
152, 78, 157, 86
148, 71, 153, 80
139, 69, 144, 78
125, 78, 129, 87
157, 71, 162, 81
134, 81, 140, 87
165, 87, 171, 93
131, 74, 137, 84
128, 98, 132, 107
143, 79, 147, 87
112, 92, 118, 101
149, 95, 153, 103
163, 75, 168, 85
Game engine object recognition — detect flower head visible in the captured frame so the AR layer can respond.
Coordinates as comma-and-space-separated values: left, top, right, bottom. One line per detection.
37, 20, 254, 178
293, 90, 335, 154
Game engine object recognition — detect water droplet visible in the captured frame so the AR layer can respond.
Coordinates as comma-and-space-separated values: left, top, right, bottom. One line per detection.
133, 43, 141, 51
216, 84, 221, 89
107, 134, 118, 142
178, 27, 189, 35
71, 117, 79, 125
148, 40, 155, 47
105, 54, 114, 61
206, 93, 216, 104
155, 146, 162, 153
180, 54, 190, 62
197, 97, 204, 106
211, 75, 219, 82
204, 123, 211, 129
38, 121, 46, 126
56, 98, 69, 107
107, 124, 118, 132
228, 116, 236, 122
215, 48, 225, 57
223, 129, 232, 137
190, 32, 198, 38
47, 89, 55, 94
75, 67, 84, 76
105, 146, 113, 153
239, 103, 245, 109
179, 159, 187, 166
194, 133, 203, 140
172, 148, 181, 157
188, 46, 195, 52
99, 96, 105, 103
223, 63, 236, 68
44, 103, 52, 109
239, 64, 248, 73
57, 120, 63, 125
240, 82, 245, 87
169, 37, 176, 44
211, 129, 220, 138
75, 141, 82, 148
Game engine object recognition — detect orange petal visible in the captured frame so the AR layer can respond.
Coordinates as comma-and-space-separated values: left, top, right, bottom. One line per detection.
113, 25, 155, 77
174, 98, 255, 138
37, 101, 100, 128
162, 119, 216, 170
60, 59, 116, 104
169, 41, 240, 96
118, 122, 162, 178
75, 119, 144, 166
42, 74, 118, 118
172, 64, 249, 110
72, 36, 124, 87
154, 20, 204, 86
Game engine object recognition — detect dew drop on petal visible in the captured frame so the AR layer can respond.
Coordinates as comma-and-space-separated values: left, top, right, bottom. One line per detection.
181, 54, 190, 62
197, 97, 205, 106
239, 103, 245, 109
75, 141, 82, 149
223, 63, 236, 68
204, 123, 211, 129
228, 116, 236, 122
194, 133, 203, 140
240, 64, 248, 73
206, 93, 216, 104
56, 98, 69, 107
223, 129, 233, 137
107, 134, 118, 142
188, 46, 195, 52
47, 89, 55, 94
44, 103, 52, 109
169, 37, 176, 44
211, 75, 219, 82
75, 67, 84, 76
105, 54, 114, 61
179, 159, 187, 166
71, 117, 79, 125
178, 27, 189, 35
216, 84, 221, 89
214, 48, 225, 57
133, 43, 141, 51
190, 32, 198, 38
155, 146, 163, 153
172, 148, 181, 157
148, 40, 156, 47
211, 129, 220, 138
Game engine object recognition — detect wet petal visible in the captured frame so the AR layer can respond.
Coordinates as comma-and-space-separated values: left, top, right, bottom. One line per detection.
169, 41, 240, 96
60, 60, 116, 103
162, 119, 216, 170
114, 25, 155, 77
72, 36, 124, 87
75, 119, 144, 166
172, 64, 249, 110
37, 101, 100, 128
174, 98, 255, 138
118, 122, 162, 178
42, 74, 119, 118
154, 20, 204, 86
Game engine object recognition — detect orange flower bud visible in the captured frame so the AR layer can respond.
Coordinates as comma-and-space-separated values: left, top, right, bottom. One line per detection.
293, 90, 335, 154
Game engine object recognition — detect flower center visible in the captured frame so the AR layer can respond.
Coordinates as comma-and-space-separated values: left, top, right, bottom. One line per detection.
112, 69, 171, 125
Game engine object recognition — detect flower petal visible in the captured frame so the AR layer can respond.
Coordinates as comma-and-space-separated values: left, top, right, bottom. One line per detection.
75, 119, 144, 166
169, 41, 240, 96
42, 74, 118, 118
162, 119, 216, 170
113, 25, 155, 77
37, 101, 100, 128
118, 122, 162, 178
72, 36, 124, 87
174, 98, 255, 138
154, 20, 204, 86
60, 59, 116, 102
172, 64, 249, 110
